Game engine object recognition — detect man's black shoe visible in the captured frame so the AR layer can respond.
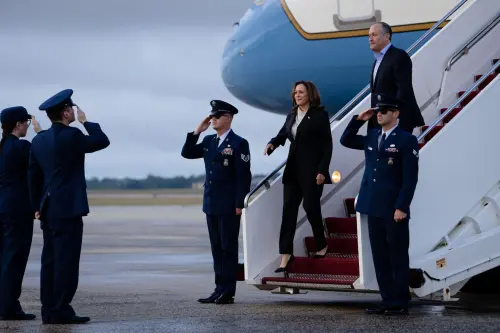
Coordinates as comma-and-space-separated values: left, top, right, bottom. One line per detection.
0, 312, 36, 320
46, 315, 91, 324
197, 292, 220, 304
384, 308, 408, 316
365, 307, 387, 315
215, 293, 234, 304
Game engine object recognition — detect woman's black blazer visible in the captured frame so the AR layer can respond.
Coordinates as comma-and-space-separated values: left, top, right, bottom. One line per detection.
268, 106, 333, 185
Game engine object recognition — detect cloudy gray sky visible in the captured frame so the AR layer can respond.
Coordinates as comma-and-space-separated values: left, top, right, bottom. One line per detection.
0, 0, 289, 179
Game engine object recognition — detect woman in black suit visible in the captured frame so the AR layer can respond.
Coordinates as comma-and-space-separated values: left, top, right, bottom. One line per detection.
264, 81, 333, 272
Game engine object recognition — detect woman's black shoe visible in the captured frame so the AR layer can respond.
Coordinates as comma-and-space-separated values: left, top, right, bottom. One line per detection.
313, 246, 328, 258
274, 254, 295, 273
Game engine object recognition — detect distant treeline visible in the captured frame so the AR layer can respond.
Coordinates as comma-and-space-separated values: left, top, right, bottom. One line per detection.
86, 173, 279, 190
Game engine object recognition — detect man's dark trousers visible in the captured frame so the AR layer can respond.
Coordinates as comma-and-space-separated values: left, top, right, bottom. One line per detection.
206, 214, 240, 296
367, 216, 410, 309
40, 216, 84, 322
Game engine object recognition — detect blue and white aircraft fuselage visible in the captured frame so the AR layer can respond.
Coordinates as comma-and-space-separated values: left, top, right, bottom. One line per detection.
221, 0, 458, 115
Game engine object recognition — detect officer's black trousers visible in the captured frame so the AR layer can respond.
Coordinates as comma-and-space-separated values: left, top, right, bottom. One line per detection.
0, 217, 33, 316
206, 214, 240, 296
40, 217, 83, 321
367, 216, 410, 308
279, 180, 327, 254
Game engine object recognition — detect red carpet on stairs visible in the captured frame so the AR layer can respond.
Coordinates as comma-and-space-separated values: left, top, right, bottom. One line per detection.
419, 57, 498, 149
261, 57, 499, 291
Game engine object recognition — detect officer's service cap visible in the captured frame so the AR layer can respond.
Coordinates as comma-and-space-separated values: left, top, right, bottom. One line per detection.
39, 89, 76, 112
209, 100, 238, 117
0, 106, 32, 124
374, 94, 402, 111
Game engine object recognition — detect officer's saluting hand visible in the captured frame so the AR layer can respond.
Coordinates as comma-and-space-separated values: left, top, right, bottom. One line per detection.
181, 100, 252, 305
194, 115, 211, 135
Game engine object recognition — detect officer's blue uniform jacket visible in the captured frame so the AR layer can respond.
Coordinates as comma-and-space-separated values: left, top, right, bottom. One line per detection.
340, 116, 419, 219
181, 129, 252, 215
0, 135, 33, 219
28, 122, 110, 220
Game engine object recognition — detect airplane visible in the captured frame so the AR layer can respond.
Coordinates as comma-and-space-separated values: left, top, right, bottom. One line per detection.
221, 0, 460, 116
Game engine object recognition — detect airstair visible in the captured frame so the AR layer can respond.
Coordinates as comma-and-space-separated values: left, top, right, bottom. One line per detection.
241, 0, 500, 300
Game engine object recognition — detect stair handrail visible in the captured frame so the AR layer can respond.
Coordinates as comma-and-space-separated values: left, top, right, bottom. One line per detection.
419, 60, 500, 142
445, 13, 500, 71
243, 0, 470, 208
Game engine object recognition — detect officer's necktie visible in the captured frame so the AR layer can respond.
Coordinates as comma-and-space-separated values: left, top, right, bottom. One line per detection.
215, 137, 220, 147
378, 133, 386, 152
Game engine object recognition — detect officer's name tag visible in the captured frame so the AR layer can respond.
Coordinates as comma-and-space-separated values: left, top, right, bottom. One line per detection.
221, 148, 233, 155
385, 147, 399, 153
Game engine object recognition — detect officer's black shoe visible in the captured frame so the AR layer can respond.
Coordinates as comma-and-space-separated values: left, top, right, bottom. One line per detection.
0, 312, 36, 320
215, 293, 235, 304
197, 292, 220, 304
384, 308, 408, 316
365, 306, 387, 314
47, 315, 91, 324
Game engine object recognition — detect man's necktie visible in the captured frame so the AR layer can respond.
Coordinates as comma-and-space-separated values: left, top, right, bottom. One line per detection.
378, 133, 386, 152
216, 137, 220, 147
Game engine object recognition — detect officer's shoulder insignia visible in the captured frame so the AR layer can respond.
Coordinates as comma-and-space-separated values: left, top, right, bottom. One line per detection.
413, 149, 419, 157
241, 153, 250, 162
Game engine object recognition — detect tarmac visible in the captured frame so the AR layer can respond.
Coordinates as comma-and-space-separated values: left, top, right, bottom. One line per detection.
3, 205, 500, 332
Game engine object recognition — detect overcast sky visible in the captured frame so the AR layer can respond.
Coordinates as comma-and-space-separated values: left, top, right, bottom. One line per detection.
0, 0, 289, 179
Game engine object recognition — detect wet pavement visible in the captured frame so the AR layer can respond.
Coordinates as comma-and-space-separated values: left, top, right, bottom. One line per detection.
3, 205, 500, 332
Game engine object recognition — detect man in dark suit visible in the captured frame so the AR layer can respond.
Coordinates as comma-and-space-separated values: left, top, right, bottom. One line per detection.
28, 89, 110, 324
181, 100, 251, 305
340, 94, 419, 315
368, 22, 425, 134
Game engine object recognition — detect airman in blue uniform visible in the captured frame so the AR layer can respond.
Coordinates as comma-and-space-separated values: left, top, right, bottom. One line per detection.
0, 106, 39, 320
28, 89, 110, 324
181, 100, 252, 304
340, 94, 419, 315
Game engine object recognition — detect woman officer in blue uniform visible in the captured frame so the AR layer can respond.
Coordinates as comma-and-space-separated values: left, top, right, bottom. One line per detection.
0, 106, 40, 320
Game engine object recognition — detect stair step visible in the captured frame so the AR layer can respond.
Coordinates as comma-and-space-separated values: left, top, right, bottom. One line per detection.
262, 275, 358, 289
440, 107, 462, 124
421, 125, 444, 142
286, 256, 359, 276
343, 198, 356, 217
457, 90, 479, 107
305, 235, 358, 255
474, 73, 499, 90
325, 217, 357, 234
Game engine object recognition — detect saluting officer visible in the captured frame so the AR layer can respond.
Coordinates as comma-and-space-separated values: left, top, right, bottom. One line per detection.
28, 89, 110, 324
181, 100, 252, 305
0, 107, 40, 320
340, 94, 419, 315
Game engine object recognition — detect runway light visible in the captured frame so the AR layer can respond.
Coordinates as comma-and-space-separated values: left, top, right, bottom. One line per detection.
331, 170, 341, 183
